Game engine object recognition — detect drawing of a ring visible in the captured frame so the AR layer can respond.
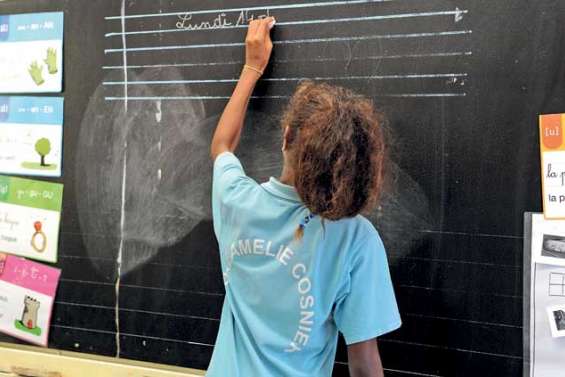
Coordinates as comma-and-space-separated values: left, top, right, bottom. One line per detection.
31, 221, 47, 253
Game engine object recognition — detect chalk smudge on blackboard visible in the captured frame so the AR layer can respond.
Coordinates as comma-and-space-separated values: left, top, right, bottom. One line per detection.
77, 67, 213, 277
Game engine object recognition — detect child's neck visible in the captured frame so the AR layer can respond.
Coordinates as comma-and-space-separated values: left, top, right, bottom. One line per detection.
279, 166, 295, 186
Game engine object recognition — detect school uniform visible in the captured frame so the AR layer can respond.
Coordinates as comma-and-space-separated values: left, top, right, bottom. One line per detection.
206, 152, 401, 377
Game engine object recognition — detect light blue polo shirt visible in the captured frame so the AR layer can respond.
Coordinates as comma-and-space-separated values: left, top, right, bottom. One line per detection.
207, 152, 401, 377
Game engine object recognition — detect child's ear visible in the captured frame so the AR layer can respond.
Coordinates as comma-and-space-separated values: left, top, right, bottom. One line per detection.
282, 126, 290, 152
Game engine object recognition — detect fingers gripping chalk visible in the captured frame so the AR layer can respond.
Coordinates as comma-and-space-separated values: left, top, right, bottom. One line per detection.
269, 18, 276, 29
245, 17, 275, 76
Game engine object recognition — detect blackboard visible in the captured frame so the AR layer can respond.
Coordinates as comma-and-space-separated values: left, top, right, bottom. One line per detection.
0, 0, 564, 376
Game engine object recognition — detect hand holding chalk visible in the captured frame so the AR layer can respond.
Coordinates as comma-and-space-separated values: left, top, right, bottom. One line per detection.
244, 17, 276, 77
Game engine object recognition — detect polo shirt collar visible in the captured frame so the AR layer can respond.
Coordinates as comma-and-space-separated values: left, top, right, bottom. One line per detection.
263, 177, 301, 202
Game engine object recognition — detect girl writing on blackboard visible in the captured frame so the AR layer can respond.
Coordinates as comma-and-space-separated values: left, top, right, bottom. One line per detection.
207, 17, 401, 377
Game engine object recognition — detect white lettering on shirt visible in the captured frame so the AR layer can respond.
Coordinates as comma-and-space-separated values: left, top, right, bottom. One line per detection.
224, 238, 316, 353
286, 262, 315, 352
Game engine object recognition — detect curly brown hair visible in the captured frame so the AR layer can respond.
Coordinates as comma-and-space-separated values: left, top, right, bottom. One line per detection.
282, 81, 386, 237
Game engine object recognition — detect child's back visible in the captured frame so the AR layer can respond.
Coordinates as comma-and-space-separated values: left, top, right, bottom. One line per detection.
207, 17, 400, 376
207, 154, 400, 377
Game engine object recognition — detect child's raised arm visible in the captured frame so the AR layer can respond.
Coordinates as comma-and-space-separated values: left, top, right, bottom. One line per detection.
210, 17, 275, 160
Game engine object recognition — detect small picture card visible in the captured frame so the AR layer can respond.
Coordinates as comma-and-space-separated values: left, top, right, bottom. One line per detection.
0, 12, 63, 93
0, 96, 64, 177
539, 114, 565, 219
0, 175, 63, 263
0, 253, 61, 346
531, 215, 565, 267
547, 305, 565, 338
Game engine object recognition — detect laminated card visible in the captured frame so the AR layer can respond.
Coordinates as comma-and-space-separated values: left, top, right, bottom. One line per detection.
540, 114, 565, 219
0, 253, 61, 346
0, 12, 63, 93
0, 176, 63, 263
0, 97, 64, 177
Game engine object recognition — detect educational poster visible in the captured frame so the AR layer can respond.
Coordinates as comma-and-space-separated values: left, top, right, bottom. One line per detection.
539, 114, 565, 219
0, 97, 64, 177
0, 12, 63, 93
0, 176, 63, 263
529, 214, 565, 376
0, 253, 61, 346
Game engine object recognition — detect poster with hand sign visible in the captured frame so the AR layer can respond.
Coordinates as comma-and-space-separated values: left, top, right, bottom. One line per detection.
0, 12, 63, 93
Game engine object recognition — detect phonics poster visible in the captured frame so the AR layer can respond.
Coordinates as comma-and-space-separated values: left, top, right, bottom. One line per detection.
0, 12, 63, 93
0, 96, 64, 177
0, 176, 63, 263
0, 253, 60, 346
540, 114, 565, 219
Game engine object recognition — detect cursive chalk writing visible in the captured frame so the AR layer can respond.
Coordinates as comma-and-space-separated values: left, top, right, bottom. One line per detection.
176, 9, 270, 31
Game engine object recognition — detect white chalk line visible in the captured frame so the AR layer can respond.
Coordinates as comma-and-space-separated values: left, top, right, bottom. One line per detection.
104, 93, 467, 101
52, 324, 116, 336
404, 312, 522, 329
102, 73, 468, 86
101, 51, 473, 70
105, 0, 396, 20
120, 0, 128, 111
55, 300, 520, 330
51, 324, 215, 347
383, 368, 442, 377
386, 93, 467, 97
60, 278, 115, 286
60, 278, 225, 297
55, 300, 220, 322
399, 284, 520, 299
417, 229, 522, 239
58, 254, 220, 273
335, 362, 443, 377
104, 30, 473, 54
122, 283, 225, 297
379, 338, 523, 360
114, 0, 128, 358
389, 254, 519, 269
114, 141, 127, 358
105, 10, 468, 37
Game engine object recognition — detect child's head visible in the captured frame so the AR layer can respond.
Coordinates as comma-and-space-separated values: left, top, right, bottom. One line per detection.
281, 81, 387, 225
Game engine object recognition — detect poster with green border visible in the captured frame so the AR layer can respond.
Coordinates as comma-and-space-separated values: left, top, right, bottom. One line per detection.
0, 175, 63, 263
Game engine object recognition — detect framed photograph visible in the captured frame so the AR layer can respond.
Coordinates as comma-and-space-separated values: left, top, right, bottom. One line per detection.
542, 235, 565, 259
547, 305, 565, 338
532, 215, 565, 267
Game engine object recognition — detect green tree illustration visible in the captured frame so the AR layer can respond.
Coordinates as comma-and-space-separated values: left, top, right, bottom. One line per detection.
35, 138, 51, 167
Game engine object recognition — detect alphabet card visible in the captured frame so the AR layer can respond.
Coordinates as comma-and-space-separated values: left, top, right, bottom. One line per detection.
0, 12, 63, 93
540, 114, 565, 219
0, 176, 63, 263
0, 253, 61, 346
0, 97, 64, 177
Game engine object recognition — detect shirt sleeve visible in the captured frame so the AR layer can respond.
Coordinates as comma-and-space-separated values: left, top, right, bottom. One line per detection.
333, 231, 402, 345
212, 152, 255, 242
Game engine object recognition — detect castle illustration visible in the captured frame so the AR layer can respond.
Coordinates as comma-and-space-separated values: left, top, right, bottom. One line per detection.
20, 296, 40, 330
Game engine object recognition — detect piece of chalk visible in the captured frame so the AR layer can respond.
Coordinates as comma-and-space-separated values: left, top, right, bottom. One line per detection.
269, 19, 276, 29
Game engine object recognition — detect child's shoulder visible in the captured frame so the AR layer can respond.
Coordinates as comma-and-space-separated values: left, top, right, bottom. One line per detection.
338, 214, 378, 233
327, 214, 382, 243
